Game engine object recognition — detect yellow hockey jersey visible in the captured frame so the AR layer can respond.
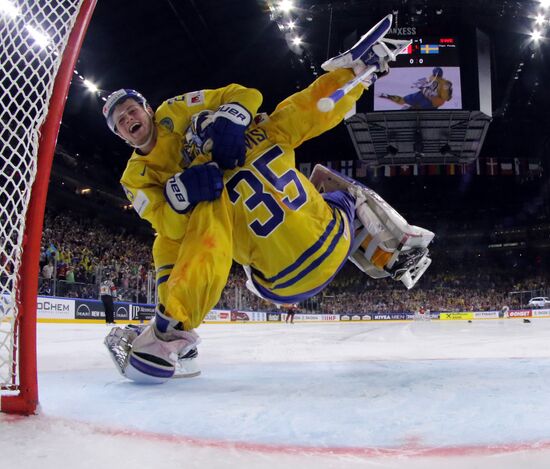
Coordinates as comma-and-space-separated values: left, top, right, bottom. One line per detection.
120, 70, 364, 329
120, 84, 263, 240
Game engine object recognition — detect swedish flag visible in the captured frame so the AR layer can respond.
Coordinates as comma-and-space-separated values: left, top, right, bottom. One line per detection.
420, 44, 439, 54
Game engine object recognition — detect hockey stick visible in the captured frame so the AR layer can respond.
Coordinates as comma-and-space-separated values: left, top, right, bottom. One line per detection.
317, 65, 378, 112
317, 39, 412, 113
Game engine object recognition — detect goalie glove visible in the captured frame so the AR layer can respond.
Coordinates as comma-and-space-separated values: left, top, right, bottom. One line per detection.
164, 162, 223, 214
182, 110, 215, 163
206, 103, 252, 170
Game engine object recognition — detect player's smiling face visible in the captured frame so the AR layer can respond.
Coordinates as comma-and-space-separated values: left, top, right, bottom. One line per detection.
112, 99, 154, 147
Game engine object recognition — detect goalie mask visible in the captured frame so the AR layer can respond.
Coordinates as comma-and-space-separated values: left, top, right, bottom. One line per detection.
103, 88, 148, 133
182, 110, 215, 163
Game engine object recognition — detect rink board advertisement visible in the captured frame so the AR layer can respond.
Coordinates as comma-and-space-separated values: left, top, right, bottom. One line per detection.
231, 310, 267, 322
507, 309, 532, 318
129, 304, 155, 321
37, 297, 75, 320
75, 299, 130, 321
340, 312, 417, 321
33, 296, 547, 323
474, 311, 500, 319
204, 310, 232, 322
440, 312, 474, 321
293, 314, 339, 322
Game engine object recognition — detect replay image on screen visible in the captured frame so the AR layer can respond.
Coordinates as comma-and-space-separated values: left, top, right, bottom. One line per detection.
374, 66, 463, 111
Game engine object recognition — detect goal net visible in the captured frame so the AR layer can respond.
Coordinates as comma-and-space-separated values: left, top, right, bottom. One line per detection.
0, 0, 96, 414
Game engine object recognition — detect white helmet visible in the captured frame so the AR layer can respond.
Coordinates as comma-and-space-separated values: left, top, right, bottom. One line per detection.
103, 88, 147, 133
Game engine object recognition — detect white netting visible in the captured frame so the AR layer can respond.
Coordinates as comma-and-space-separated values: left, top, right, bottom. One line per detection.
0, 0, 85, 391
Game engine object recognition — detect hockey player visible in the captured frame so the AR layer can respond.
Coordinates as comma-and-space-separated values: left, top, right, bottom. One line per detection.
380, 66, 453, 109
104, 14, 434, 384
99, 272, 117, 324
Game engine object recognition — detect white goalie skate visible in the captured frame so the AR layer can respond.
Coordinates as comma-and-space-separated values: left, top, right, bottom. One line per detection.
310, 164, 434, 289
104, 324, 201, 384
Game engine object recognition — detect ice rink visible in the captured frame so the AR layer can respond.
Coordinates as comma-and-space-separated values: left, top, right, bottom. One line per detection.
3, 319, 550, 468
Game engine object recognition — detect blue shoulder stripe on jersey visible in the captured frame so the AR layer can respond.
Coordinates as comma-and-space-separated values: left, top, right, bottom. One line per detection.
271, 210, 346, 290
250, 208, 339, 284
157, 274, 170, 286
156, 264, 174, 273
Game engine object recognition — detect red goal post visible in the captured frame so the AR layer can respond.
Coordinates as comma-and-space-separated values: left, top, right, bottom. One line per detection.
0, 0, 97, 415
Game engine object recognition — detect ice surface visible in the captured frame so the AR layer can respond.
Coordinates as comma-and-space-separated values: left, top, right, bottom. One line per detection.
2, 320, 550, 468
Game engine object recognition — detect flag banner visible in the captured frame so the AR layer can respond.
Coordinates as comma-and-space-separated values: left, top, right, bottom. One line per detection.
341, 160, 354, 177
500, 161, 513, 176
457, 162, 478, 176
326, 161, 340, 171
514, 158, 521, 176
384, 166, 397, 177
427, 165, 442, 176
485, 158, 498, 176
528, 160, 543, 177
367, 166, 381, 179
319, 159, 535, 178
399, 165, 413, 176
298, 162, 312, 177
355, 161, 367, 178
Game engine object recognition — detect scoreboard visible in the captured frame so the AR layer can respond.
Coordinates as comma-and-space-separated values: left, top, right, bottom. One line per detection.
373, 35, 463, 111
403, 36, 460, 66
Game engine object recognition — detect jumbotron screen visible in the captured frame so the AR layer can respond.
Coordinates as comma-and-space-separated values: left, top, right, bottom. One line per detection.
373, 36, 463, 111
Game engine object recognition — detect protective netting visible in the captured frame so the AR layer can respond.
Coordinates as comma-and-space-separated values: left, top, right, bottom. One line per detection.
0, 0, 85, 391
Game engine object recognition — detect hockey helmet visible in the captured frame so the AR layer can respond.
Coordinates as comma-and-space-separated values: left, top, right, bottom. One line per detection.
103, 88, 148, 133
432, 67, 443, 78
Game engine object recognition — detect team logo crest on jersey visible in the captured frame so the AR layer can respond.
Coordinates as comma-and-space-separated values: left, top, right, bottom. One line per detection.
158, 117, 174, 131
186, 90, 205, 106
253, 112, 269, 125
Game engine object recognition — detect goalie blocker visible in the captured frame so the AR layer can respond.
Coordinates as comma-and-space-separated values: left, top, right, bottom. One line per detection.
310, 165, 434, 289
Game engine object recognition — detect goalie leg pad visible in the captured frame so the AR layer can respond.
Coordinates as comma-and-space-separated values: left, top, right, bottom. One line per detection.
126, 324, 200, 384
104, 323, 201, 384
321, 15, 392, 73
321, 14, 411, 87
310, 164, 434, 289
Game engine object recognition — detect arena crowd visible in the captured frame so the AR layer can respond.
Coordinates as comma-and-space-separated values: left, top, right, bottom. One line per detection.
36, 211, 549, 314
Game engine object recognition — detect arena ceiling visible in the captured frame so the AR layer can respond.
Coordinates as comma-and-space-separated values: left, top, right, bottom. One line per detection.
60, 0, 550, 174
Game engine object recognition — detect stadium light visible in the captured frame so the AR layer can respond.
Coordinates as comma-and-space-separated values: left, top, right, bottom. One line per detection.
292, 35, 302, 46
278, 0, 294, 13
83, 79, 98, 93
0, 0, 19, 18
535, 13, 546, 25
287, 20, 296, 30
531, 30, 542, 41
26, 25, 50, 48
540, 0, 550, 9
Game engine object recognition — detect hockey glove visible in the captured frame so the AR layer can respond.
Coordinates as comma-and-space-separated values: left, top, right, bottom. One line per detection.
164, 162, 223, 214
207, 103, 252, 169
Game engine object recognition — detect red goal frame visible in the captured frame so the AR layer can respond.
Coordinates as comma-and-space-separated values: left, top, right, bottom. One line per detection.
1, 0, 97, 415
